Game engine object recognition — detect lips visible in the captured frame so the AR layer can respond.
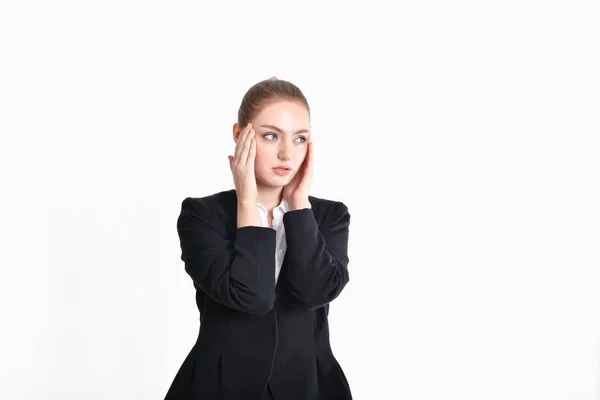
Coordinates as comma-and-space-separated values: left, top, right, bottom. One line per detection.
272, 166, 292, 176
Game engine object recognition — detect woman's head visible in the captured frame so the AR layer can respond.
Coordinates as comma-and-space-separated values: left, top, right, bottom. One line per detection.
233, 78, 311, 192
236, 76, 310, 128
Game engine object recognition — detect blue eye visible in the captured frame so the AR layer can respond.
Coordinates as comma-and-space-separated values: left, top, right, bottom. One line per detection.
263, 133, 307, 144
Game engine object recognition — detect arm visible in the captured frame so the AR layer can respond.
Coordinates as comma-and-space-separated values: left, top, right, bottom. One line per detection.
282, 201, 351, 310
237, 201, 263, 228
177, 197, 276, 315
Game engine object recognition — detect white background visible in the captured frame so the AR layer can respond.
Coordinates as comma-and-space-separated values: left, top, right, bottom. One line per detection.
1, 1, 599, 399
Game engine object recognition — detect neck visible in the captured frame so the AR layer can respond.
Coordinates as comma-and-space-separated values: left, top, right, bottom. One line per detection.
256, 184, 284, 211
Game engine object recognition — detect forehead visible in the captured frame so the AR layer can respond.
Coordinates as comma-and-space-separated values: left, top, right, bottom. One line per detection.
253, 100, 310, 129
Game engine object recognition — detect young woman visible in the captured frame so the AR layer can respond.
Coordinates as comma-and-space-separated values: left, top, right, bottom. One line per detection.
165, 78, 352, 400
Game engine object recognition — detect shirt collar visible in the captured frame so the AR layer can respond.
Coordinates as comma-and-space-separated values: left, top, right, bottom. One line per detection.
257, 198, 289, 213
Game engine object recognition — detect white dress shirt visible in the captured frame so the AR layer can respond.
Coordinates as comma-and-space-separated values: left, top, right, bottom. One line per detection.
257, 199, 313, 282
257, 199, 289, 282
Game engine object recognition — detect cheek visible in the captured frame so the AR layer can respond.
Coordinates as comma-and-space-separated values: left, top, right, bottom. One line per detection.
256, 142, 276, 157
253, 147, 269, 167
296, 147, 308, 161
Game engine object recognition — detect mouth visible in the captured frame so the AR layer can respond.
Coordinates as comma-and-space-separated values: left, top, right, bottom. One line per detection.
272, 166, 292, 176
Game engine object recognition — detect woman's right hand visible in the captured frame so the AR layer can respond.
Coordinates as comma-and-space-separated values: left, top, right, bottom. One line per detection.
228, 123, 258, 205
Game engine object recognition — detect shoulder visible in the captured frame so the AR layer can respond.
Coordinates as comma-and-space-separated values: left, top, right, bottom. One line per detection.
308, 194, 349, 214
181, 189, 234, 211
308, 195, 350, 227
179, 189, 236, 227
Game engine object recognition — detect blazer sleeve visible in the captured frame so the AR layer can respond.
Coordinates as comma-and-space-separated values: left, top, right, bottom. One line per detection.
176, 197, 277, 315
282, 201, 350, 310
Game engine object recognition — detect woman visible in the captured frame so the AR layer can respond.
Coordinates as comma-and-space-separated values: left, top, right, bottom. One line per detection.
165, 77, 352, 400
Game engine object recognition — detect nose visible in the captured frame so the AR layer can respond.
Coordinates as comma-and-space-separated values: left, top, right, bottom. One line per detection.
278, 142, 292, 161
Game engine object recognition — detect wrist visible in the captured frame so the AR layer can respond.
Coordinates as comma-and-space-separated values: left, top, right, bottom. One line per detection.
237, 199, 257, 209
288, 199, 311, 211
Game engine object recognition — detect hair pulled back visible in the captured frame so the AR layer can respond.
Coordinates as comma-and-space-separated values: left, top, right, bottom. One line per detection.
237, 77, 310, 128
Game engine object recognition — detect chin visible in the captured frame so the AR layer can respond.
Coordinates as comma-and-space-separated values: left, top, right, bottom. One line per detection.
269, 178, 290, 187
256, 175, 290, 188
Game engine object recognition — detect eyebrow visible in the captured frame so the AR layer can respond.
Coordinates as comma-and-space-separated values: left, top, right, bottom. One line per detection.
259, 124, 309, 135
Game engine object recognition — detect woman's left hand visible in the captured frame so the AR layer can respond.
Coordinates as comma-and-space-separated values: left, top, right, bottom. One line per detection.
283, 137, 314, 210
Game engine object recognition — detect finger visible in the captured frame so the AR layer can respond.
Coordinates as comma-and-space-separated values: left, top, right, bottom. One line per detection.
233, 123, 249, 162
302, 142, 313, 175
239, 128, 254, 166
240, 125, 254, 162
246, 136, 256, 167
234, 123, 253, 163
308, 141, 314, 173
302, 141, 312, 168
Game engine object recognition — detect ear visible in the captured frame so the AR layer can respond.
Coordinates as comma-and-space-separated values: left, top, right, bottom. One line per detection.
232, 123, 241, 143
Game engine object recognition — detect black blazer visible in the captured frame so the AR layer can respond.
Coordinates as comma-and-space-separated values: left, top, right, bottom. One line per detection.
164, 189, 352, 400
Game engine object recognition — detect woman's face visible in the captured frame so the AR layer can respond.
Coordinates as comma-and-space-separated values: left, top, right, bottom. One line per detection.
236, 100, 311, 190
